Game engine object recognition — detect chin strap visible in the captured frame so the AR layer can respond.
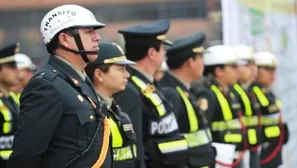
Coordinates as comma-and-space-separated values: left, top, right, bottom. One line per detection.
58, 28, 98, 63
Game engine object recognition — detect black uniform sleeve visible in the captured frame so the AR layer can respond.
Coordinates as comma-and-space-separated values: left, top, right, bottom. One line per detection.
161, 87, 182, 120
113, 83, 145, 168
8, 77, 63, 168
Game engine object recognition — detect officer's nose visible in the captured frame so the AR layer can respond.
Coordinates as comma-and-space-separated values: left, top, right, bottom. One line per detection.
124, 69, 130, 78
94, 32, 101, 42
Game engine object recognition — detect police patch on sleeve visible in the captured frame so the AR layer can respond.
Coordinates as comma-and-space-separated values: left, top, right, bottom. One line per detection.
196, 98, 208, 111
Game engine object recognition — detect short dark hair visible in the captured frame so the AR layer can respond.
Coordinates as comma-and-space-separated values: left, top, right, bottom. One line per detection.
203, 64, 225, 76
85, 64, 112, 82
0, 62, 17, 71
46, 37, 59, 54
125, 41, 161, 61
167, 54, 201, 70
46, 29, 74, 54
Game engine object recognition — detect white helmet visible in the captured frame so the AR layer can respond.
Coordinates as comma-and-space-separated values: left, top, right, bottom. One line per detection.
233, 45, 254, 60
204, 45, 237, 66
254, 52, 279, 67
41, 4, 105, 44
15, 53, 37, 70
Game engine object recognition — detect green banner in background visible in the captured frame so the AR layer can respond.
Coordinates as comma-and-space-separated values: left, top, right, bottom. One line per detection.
249, 8, 264, 36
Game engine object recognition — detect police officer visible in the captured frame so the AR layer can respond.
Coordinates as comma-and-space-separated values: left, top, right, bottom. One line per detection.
0, 43, 20, 168
85, 42, 138, 168
231, 45, 262, 168
159, 33, 216, 168
192, 45, 248, 168
113, 20, 189, 168
8, 5, 112, 168
251, 52, 289, 168
9, 53, 38, 105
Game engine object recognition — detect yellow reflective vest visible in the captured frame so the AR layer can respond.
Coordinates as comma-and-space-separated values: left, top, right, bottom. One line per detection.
176, 86, 215, 167
176, 86, 212, 147
252, 85, 283, 140
130, 75, 189, 165
232, 84, 261, 146
0, 96, 16, 160
210, 85, 246, 146
9, 92, 20, 106
109, 116, 137, 162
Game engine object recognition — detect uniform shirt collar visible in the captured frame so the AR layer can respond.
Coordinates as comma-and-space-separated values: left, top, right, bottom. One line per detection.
56, 55, 86, 81
208, 75, 229, 93
239, 82, 250, 90
96, 90, 113, 109
168, 71, 191, 90
0, 87, 9, 97
130, 65, 154, 83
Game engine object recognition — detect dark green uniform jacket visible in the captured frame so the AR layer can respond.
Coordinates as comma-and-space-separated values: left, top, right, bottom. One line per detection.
8, 55, 112, 168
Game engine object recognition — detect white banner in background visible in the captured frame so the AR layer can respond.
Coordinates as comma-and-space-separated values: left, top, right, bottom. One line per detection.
222, 0, 297, 167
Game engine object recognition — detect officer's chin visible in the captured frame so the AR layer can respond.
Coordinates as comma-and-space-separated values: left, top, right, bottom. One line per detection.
87, 54, 99, 62
118, 85, 126, 91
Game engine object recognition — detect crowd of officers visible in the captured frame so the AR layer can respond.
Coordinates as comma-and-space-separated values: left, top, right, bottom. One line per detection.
0, 4, 289, 168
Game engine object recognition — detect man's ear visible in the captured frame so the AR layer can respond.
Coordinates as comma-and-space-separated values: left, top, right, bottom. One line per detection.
215, 66, 223, 77
58, 32, 70, 47
147, 47, 157, 60
94, 68, 104, 82
188, 56, 196, 69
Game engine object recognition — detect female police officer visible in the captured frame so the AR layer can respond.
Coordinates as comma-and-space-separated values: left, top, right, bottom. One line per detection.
251, 52, 289, 168
85, 42, 138, 168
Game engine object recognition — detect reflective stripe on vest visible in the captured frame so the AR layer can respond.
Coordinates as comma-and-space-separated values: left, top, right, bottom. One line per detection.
210, 85, 233, 120
0, 99, 12, 133
211, 85, 243, 143
176, 86, 198, 132
183, 128, 211, 148
262, 113, 281, 138
131, 76, 166, 116
211, 119, 242, 131
252, 86, 269, 107
131, 76, 188, 154
233, 84, 258, 145
0, 150, 12, 160
242, 116, 258, 145
158, 139, 188, 154
261, 113, 281, 125
108, 117, 123, 148
233, 84, 253, 116
9, 92, 20, 105
242, 116, 258, 127
109, 116, 137, 161
252, 86, 282, 138
113, 144, 137, 161
275, 99, 282, 109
